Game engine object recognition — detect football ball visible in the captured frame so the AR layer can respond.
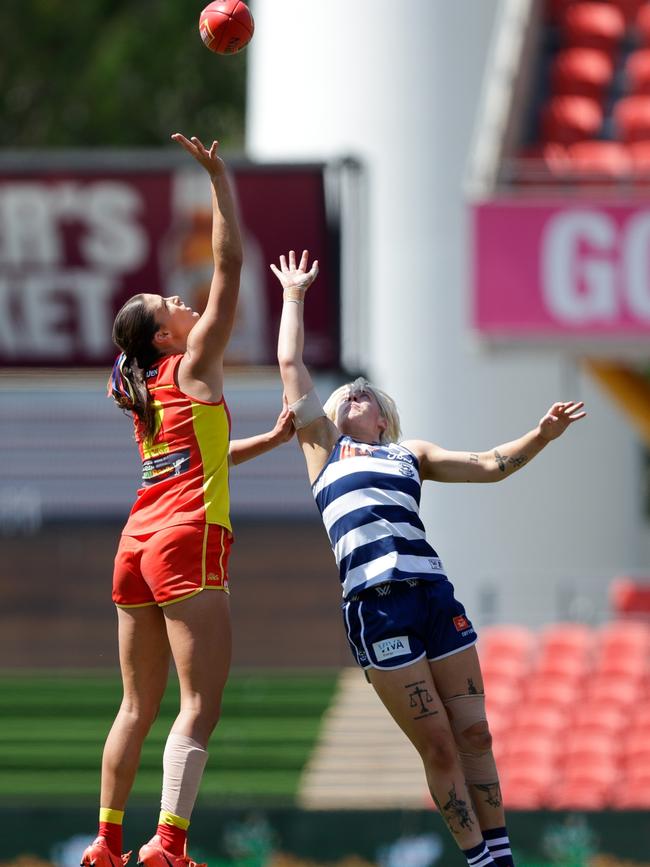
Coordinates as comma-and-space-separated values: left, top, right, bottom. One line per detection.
199, 1, 254, 54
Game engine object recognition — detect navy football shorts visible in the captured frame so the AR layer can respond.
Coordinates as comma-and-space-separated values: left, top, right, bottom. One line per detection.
342, 578, 477, 670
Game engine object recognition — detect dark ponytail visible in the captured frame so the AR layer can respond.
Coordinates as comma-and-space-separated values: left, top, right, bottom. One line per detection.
108, 294, 162, 442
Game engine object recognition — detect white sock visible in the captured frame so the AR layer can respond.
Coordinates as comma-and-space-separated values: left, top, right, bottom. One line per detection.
160, 733, 208, 821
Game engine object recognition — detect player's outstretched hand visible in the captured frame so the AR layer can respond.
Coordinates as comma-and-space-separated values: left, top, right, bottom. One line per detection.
269, 396, 295, 445
171, 133, 225, 178
539, 401, 586, 441
270, 249, 319, 293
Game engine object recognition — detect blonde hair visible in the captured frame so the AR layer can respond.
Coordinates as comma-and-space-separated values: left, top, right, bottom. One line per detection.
323, 377, 402, 444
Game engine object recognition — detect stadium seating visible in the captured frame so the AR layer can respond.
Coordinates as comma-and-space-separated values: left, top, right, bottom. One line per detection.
518, 1, 650, 181
566, 139, 632, 179
551, 47, 615, 101
625, 48, 650, 93
479, 619, 650, 810
540, 94, 604, 143
561, 3, 626, 55
610, 575, 650, 614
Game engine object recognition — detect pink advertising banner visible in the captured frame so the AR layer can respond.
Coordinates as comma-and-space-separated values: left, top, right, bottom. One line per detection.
473, 200, 650, 341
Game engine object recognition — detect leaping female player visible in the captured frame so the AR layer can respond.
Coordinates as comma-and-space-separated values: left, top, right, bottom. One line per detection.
272, 249, 586, 867
81, 135, 294, 867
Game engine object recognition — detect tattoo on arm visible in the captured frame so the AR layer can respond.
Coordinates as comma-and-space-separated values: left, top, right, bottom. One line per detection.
508, 454, 528, 470
469, 453, 479, 464
406, 680, 439, 720
494, 449, 529, 473
473, 781, 502, 808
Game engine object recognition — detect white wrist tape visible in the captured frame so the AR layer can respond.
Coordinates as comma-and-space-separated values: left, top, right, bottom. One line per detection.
289, 388, 325, 429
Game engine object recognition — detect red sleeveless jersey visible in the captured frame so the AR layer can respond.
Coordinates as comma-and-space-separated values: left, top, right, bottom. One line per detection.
123, 354, 232, 536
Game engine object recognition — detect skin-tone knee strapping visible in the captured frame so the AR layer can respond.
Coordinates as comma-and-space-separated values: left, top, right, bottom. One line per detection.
443, 694, 499, 785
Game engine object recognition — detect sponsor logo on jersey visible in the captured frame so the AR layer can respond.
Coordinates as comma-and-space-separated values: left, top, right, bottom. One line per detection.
453, 615, 470, 632
373, 635, 411, 661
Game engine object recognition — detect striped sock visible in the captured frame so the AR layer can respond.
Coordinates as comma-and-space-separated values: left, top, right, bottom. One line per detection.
98, 807, 124, 856
484, 826, 514, 866
157, 811, 189, 856
463, 841, 496, 867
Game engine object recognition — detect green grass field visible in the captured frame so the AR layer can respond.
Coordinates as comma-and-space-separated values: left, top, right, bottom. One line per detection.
0, 670, 338, 805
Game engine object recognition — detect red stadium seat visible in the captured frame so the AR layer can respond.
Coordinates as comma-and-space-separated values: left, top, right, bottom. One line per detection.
594, 652, 647, 681
538, 622, 595, 657
499, 774, 547, 810
534, 651, 589, 684
625, 49, 650, 94
559, 756, 619, 787
525, 677, 575, 709
628, 700, 650, 732
636, 3, 650, 44
571, 702, 627, 737
505, 731, 562, 766
500, 758, 555, 808
610, 576, 650, 614
611, 783, 650, 809
552, 47, 615, 101
627, 141, 650, 177
562, 3, 626, 55
622, 758, 650, 786
546, 782, 610, 810
562, 731, 619, 764
566, 140, 632, 179
585, 674, 640, 706
541, 95, 604, 144
597, 621, 650, 661
512, 705, 568, 737
485, 680, 520, 715
622, 730, 650, 764
614, 95, 650, 141
479, 625, 536, 661
480, 655, 530, 688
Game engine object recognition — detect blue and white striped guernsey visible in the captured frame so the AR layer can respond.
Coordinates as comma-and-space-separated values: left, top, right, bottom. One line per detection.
312, 435, 447, 599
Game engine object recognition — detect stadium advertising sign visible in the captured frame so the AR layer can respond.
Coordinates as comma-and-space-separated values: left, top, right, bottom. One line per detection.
0, 164, 339, 367
473, 201, 650, 344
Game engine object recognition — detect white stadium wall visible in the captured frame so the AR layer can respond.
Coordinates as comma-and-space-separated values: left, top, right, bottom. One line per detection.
246, 0, 647, 627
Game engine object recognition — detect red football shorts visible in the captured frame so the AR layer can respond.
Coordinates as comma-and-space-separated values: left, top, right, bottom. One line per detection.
112, 523, 232, 608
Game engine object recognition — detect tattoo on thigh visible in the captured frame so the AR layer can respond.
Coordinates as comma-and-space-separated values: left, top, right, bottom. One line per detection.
474, 781, 502, 808
442, 783, 474, 834
467, 678, 478, 695
406, 680, 439, 720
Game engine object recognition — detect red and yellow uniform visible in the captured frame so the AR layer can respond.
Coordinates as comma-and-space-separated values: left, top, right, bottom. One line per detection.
113, 354, 232, 608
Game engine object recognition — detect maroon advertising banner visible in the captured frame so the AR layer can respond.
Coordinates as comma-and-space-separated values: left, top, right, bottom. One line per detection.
0, 164, 339, 367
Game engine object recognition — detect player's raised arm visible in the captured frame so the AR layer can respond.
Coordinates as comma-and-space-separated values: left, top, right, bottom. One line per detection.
172, 133, 243, 398
407, 401, 586, 483
272, 249, 339, 481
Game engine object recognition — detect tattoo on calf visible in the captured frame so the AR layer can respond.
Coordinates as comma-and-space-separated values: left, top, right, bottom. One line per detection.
474, 781, 502, 808
406, 680, 439, 720
442, 783, 474, 834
